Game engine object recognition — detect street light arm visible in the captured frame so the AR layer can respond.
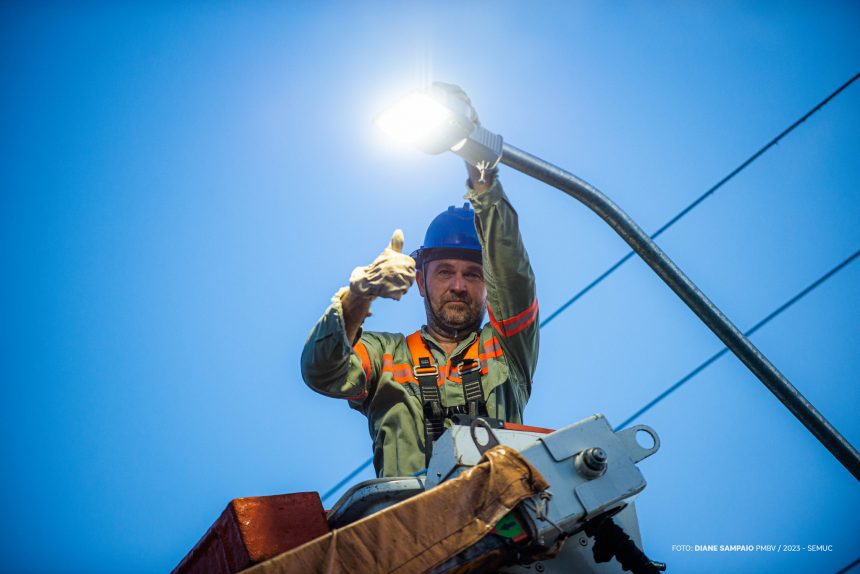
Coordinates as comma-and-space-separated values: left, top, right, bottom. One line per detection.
500, 141, 860, 481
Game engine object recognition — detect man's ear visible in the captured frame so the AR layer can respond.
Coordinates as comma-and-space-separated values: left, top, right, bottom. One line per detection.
416, 269, 426, 298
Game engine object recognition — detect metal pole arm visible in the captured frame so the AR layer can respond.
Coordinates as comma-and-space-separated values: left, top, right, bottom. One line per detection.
500, 142, 860, 481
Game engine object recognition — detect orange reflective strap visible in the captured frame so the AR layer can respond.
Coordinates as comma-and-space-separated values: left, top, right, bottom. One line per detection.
463, 336, 480, 361
382, 354, 416, 384
480, 337, 504, 361
405, 331, 485, 386
487, 297, 539, 338
353, 341, 372, 380
383, 332, 506, 386
406, 330, 444, 386
406, 331, 435, 373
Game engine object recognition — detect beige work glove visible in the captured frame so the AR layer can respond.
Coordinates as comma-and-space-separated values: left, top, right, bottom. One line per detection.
430, 82, 480, 124
430, 83, 496, 187
349, 230, 416, 300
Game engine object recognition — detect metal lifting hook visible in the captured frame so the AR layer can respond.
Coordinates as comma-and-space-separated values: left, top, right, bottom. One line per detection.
469, 418, 501, 457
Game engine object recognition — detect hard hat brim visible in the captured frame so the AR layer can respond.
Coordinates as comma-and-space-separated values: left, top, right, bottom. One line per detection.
412, 247, 483, 268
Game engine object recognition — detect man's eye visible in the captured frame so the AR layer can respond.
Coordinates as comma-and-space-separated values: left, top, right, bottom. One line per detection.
466, 273, 483, 280
437, 269, 453, 277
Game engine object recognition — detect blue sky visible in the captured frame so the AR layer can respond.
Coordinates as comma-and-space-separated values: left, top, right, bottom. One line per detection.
2, 2, 858, 573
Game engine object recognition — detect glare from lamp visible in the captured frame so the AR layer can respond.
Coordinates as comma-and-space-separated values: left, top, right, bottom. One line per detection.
374, 92, 452, 147
374, 84, 502, 165
449, 138, 468, 152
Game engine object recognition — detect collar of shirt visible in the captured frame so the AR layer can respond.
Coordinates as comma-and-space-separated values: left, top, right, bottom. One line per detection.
418, 325, 480, 362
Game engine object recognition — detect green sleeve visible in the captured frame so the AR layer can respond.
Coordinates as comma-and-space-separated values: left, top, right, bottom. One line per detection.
300, 290, 381, 412
467, 178, 540, 387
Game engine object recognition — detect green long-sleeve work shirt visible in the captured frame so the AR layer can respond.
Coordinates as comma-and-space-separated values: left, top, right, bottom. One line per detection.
301, 179, 539, 477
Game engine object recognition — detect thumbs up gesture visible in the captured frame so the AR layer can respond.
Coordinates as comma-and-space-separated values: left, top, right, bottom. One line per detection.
349, 230, 416, 300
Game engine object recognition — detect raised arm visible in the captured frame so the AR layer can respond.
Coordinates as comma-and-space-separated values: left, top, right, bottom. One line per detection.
300, 230, 415, 407
467, 164, 539, 385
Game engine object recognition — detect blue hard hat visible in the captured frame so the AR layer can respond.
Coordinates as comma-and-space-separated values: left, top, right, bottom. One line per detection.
411, 203, 482, 267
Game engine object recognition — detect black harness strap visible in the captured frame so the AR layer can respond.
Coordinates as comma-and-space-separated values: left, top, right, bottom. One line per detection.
460, 358, 488, 418
414, 357, 444, 468
409, 332, 488, 468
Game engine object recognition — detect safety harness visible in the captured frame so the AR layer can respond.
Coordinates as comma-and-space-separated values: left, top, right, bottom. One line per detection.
406, 330, 488, 467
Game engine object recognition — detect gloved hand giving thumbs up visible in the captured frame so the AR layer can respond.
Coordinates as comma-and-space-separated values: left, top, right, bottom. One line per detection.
349, 229, 416, 300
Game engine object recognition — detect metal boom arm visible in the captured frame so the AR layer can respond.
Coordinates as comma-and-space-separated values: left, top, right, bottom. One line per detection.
500, 141, 860, 481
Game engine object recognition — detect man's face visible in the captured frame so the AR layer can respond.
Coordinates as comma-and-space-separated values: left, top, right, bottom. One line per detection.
417, 258, 487, 334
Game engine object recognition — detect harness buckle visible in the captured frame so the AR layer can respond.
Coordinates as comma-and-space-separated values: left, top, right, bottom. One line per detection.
458, 358, 481, 375
413, 364, 439, 379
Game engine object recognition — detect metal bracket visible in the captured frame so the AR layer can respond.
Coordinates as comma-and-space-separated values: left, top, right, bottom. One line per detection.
615, 425, 660, 463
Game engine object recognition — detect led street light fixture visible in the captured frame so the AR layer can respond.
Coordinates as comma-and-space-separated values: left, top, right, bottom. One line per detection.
375, 84, 503, 168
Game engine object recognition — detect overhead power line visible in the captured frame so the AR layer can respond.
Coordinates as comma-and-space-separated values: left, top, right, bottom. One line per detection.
320, 70, 860, 504
540, 70, 860, 330
835, 555, 860, 574
615, 247, 860, 431
321, 456, 373, 503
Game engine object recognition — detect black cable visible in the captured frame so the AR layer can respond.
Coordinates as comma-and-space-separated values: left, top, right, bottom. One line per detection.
835, 555, 860, 574
540, 71, 860, 330
615, 248, 860, 431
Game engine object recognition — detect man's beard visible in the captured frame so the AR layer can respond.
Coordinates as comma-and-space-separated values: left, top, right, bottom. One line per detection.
425, 294, 486, 339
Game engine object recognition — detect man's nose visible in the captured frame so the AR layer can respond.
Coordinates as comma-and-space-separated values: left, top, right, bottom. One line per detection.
448, 273, 467, 292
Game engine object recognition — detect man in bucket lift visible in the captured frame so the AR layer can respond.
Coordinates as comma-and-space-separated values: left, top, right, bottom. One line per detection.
301, 89, 538, 478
